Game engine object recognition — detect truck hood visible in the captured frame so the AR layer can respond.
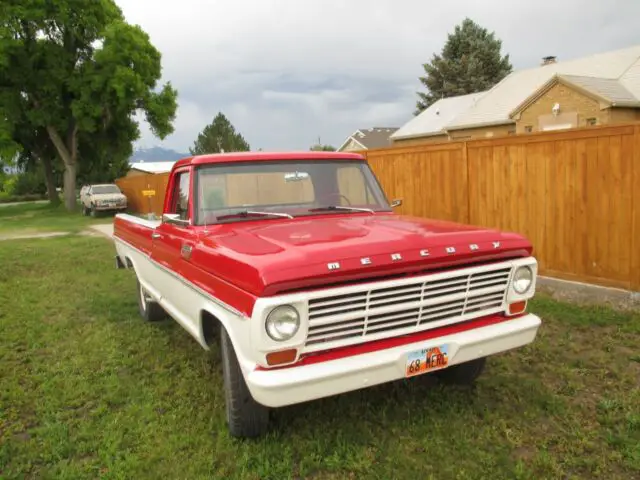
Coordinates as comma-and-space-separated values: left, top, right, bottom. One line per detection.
194, 214, 532, 296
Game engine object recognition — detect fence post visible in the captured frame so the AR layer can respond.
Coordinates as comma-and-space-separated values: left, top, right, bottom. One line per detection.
632, 125, 640, 292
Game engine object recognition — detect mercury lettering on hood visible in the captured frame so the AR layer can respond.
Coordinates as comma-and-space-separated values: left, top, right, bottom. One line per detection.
192, 214, 532, 296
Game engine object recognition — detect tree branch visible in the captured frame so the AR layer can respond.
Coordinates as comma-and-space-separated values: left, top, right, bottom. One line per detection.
46, 125, 73, 166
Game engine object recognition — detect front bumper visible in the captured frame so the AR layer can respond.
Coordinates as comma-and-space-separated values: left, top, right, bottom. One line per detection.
245, 313, 541, 408
95, 205, 127, 211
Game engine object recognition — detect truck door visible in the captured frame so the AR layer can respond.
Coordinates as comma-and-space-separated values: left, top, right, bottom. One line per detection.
150, 167, 198, 325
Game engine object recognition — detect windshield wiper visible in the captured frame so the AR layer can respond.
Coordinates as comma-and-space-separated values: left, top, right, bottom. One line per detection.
308, 205, 375, 214
215, 210, 294, 221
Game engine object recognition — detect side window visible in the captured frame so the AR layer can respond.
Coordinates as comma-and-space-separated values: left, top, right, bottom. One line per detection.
172, 171, 191, 220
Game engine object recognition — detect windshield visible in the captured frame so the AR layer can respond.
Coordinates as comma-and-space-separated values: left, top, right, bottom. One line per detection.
92, 185, 121, 194
194, 160, 391, 225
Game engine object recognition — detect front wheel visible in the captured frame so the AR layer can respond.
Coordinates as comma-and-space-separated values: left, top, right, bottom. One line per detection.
435, 357, 486, 385
220, 326, 270, 438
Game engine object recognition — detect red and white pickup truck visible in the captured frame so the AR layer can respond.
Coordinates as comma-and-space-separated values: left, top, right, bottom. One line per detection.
113, 151, 541, 438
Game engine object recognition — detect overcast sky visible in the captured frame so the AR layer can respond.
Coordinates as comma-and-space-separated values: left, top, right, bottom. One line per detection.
117, 0, 640, 153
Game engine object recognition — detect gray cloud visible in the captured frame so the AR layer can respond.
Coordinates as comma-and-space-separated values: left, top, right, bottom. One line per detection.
120, 0, 640, 152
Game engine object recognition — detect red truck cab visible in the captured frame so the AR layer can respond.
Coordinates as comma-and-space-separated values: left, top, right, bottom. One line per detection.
113, 151, 541, 438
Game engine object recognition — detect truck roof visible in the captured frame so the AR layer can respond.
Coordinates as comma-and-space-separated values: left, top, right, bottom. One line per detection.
173, 151, 365, 170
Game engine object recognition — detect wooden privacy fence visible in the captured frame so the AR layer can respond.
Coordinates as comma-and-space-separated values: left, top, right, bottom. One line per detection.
363, 122, 640, 292
114, 122, 640, 292
116, 172, 169, 216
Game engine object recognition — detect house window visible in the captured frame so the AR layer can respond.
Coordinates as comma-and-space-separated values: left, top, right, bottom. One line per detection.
586, 117, 597, 126
524, 125, 533, 133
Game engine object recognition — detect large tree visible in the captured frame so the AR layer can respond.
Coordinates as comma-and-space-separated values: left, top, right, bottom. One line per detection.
0, 113, 21, 167
189, 113, 250, 155
75, 114, 135, 185
7, 91, 61, 203
0, 0, 178, 210
415, 18, 512, 114
12, 124, 60, 203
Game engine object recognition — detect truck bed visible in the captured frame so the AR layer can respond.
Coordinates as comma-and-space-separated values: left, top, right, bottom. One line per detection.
113, 214, 161, 255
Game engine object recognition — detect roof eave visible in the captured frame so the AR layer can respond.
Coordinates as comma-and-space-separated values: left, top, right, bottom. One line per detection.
391, 130, 447, 141
337, 132, 367, 152
508, 74, 560, 118
611, 101, 640, 108
445, 119, 515, 132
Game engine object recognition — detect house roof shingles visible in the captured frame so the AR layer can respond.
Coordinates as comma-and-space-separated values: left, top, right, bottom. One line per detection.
391, 92, 486, 140
559, 74, 640, 106
446, 44, 640, 130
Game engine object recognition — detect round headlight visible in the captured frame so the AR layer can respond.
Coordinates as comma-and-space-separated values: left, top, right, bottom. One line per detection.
513, 266, 533, 294
265, 305, 300, 341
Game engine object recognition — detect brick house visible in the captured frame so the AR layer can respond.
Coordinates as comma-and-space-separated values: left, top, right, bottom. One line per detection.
392, 44, 640, 145
511, 74, 640, 133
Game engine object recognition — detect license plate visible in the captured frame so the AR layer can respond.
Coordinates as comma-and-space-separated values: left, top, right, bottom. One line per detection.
405, 345, 449, 377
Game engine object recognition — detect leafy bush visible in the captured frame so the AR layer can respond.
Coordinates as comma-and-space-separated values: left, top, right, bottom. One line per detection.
11, 171, 47, 195
2, 175, 16, 194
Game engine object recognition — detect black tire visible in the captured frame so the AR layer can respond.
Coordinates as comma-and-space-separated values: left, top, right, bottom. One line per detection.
90, 205, 97, 217
136, 278, 166, 322
435, 357, 486, 385
220, 326, 270, 438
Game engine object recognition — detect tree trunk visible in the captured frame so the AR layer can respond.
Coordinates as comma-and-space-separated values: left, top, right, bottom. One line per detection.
46, 125, 77, 211
39, 156, 60, 205
63, 162, 76, 209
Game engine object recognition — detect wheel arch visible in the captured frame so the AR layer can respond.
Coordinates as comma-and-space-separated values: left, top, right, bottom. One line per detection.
200, 309, 222, 348
198, 305, 250, 358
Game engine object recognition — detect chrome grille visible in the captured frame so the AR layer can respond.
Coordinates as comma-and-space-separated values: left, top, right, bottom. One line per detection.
304, 265, 512, 351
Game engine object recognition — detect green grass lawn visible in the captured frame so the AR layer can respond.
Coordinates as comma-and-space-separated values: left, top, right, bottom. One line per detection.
0, 236, 638, 479
0, 202, 113, 236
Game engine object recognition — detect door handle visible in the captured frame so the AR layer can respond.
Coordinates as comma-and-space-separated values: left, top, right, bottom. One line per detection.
151, 232, 162, 239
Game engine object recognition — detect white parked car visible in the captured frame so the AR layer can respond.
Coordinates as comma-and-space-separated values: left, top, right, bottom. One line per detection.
80, 184, 128, 216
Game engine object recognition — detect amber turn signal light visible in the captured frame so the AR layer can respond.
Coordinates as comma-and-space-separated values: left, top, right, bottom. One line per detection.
508, 301, 527, 315
266, 349, 298, 366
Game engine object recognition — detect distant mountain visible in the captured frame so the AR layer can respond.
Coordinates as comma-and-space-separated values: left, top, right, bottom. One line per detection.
129, 147, 188, 163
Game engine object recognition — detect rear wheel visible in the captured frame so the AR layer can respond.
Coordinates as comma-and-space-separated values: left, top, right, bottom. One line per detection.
435, 357, 486, 385
136, 278, 166, 322
220, 326, 270, 438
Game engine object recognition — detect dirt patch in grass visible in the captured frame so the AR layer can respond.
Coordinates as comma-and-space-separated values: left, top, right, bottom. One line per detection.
0, 231, 70, 241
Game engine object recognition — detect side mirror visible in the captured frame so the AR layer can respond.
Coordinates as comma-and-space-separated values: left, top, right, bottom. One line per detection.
162, 213, 190, 226
390, 199, 403, 208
